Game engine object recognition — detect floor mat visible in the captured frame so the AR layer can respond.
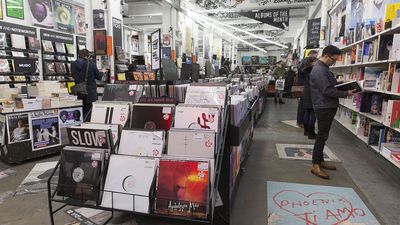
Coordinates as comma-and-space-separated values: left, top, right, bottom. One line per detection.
276, 144, 340, 162
267, 181, 380, 225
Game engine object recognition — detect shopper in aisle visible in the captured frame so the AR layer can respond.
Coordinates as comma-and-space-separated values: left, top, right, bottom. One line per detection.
71, 49, 102, 119
272, 61, 287, 104
310, 45, 355, 179
285, 65, 297, 98
296, 50, 318, 128
302, 56, 318, 139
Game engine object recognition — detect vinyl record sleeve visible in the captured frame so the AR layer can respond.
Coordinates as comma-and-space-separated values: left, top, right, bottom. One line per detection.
131, 104, 174, 131
119, 129, 164, 157
42, 40, 55, 52
167, 129, 215, 158
184, 86, 226, 106
28, 36, 40, 50
101, 155, 157, 213
55, 42, 66, 54
90, 103, 130, 127
10, 34, 26, 49
57, 147, 105, 202
102, 84, 143, 103
0, 59, 10, 73
44, 62, 56, 75
0, 33, 8, 47
67, 127, 113, 150
79, 123, 120, 148
155, 159, 209, 219
174, 105, 220, 132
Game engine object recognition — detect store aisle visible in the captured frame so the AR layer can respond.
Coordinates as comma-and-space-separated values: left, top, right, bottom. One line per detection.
230, 98, 400, 225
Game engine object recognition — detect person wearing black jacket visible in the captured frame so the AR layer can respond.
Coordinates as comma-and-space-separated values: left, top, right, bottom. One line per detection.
310, 45, 355, 179
302, 57, 318, 139
71, 49, 102, 118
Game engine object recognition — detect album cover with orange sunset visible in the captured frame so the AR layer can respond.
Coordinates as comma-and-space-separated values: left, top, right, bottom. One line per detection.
155, 159, 209, 219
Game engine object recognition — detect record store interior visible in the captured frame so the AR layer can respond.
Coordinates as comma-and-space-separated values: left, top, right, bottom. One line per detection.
0, 0, 400, 225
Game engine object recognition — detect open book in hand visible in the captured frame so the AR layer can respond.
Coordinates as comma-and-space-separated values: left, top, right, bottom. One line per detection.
335, 80, 364, 93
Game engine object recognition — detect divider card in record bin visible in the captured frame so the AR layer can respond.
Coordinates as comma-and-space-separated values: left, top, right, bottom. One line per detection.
155, 159, 209, 219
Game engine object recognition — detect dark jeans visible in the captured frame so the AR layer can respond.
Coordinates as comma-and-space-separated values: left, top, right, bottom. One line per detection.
83, 102, 93, 121
313, 108, 337, 164
304, 108, 316, 130
297, 98, 304, 125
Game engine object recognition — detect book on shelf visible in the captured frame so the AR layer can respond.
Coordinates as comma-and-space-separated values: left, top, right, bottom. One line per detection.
364, 67, 384, 89
383, 99, 400, 128
384, 2, 400, 29
335, 80, 364, 93
390, 34, 400, 60
10, 34, 26, 49
370, 94, 383, 115
368, 122, 385, 147
377, 34, 393, 61
0, 33, 7, 48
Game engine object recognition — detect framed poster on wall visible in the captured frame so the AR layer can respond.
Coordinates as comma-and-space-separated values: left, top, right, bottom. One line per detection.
6, 0, 24, 20
0, 1, 3, 20
94, 30, 107, 55
27, 0, 54, 28
151, 29, 161, 71
74, 5, 86, 35
54, 0, 74, 33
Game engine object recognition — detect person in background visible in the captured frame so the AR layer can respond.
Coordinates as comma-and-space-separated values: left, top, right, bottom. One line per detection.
72, 49, 102, 119
219, 60, 231, 76
285, 65, 297, 98
296, 50, 318, 128
302, 56, 318, 139
272, 61, 287, 104
310, 45, 355, 179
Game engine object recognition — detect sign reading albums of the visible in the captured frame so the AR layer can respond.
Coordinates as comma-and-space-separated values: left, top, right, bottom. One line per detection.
40, 29, 73, 44
0, 21, 37, 37
307, 18, 321, 48
239, 9, 289, 30
112, 18, 122, 48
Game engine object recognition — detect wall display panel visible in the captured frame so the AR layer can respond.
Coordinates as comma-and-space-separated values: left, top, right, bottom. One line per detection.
27, 0, 55, 28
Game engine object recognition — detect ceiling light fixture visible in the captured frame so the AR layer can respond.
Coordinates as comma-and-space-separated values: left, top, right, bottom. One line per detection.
192, 15, 267, 53
190, 10, 288, 49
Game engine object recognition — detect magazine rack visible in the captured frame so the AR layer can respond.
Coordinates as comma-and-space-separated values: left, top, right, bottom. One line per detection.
47, 105, 230, 225
0, 105, 83, 164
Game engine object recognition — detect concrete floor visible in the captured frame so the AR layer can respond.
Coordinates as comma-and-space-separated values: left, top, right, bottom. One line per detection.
1, 98, 400, 225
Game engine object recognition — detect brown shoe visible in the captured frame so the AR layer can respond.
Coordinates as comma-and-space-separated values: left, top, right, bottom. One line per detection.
311, 164, 330, 179
320, 161, 337, 170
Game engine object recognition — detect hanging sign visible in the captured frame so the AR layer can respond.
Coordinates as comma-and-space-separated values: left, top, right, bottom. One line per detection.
41, 29, 73, 44
307, 18, 321, 48
258, 0, 317, 7
112, 18, 122, 48
239, 9, 289, 30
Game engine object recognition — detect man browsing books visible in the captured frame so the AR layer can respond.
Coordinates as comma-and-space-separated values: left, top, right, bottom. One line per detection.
310, 45, 356, 179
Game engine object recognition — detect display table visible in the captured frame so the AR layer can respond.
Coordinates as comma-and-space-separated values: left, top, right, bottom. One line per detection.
0, 105, 83, 163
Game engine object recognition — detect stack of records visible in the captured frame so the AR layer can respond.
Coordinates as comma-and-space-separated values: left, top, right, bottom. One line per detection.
131, 104, 174, 131
10, 34, 26, 49
155, 159, 209, 219
101, 155, 157, 213
42, 40, 55, 52
174, 105, 221, 132
118, 129, 165, 157
90, 102, 130, 127
102, 84, 143, 103
57, 146, 106, 202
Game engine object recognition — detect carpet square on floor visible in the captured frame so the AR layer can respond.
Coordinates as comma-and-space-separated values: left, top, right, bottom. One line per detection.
267, 181, 380, 225
276, 144, 340, 162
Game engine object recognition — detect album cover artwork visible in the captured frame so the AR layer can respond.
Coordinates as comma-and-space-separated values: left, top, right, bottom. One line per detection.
54, 0, 74, 33
55, 42, 66, 54
28, 0, 55, 28
55, 62, 67, 74
251, 56, 259, 65
28, 36, 40, 50
94, 30, 106, 55
93, 9, 105, 29
174, 105, 220, 132
57, 147, 104, 202
58, 107, 82, 128
79, 123, 120, 147
155, 159, 209, 219
31, 116, 60, 151
0, 33, 8, 47
131, 104, 174, 131
167, 129, 216, 158
133, 72, 143, 80
90, 103, 130, 127
42, 40, 54, 52
65, 43, 74, 55
74, 6, 86, 35
143, 72, 155, 80
242, 56, 251, 65
102, 84, 143, 103
15, 161, 58, 196
10, 34, 26, 49
101, 155, 157, 213
7, 113, 31, 144
0, 59, 11, 73
44, 62, 56, 75
119, 129, 165, 157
